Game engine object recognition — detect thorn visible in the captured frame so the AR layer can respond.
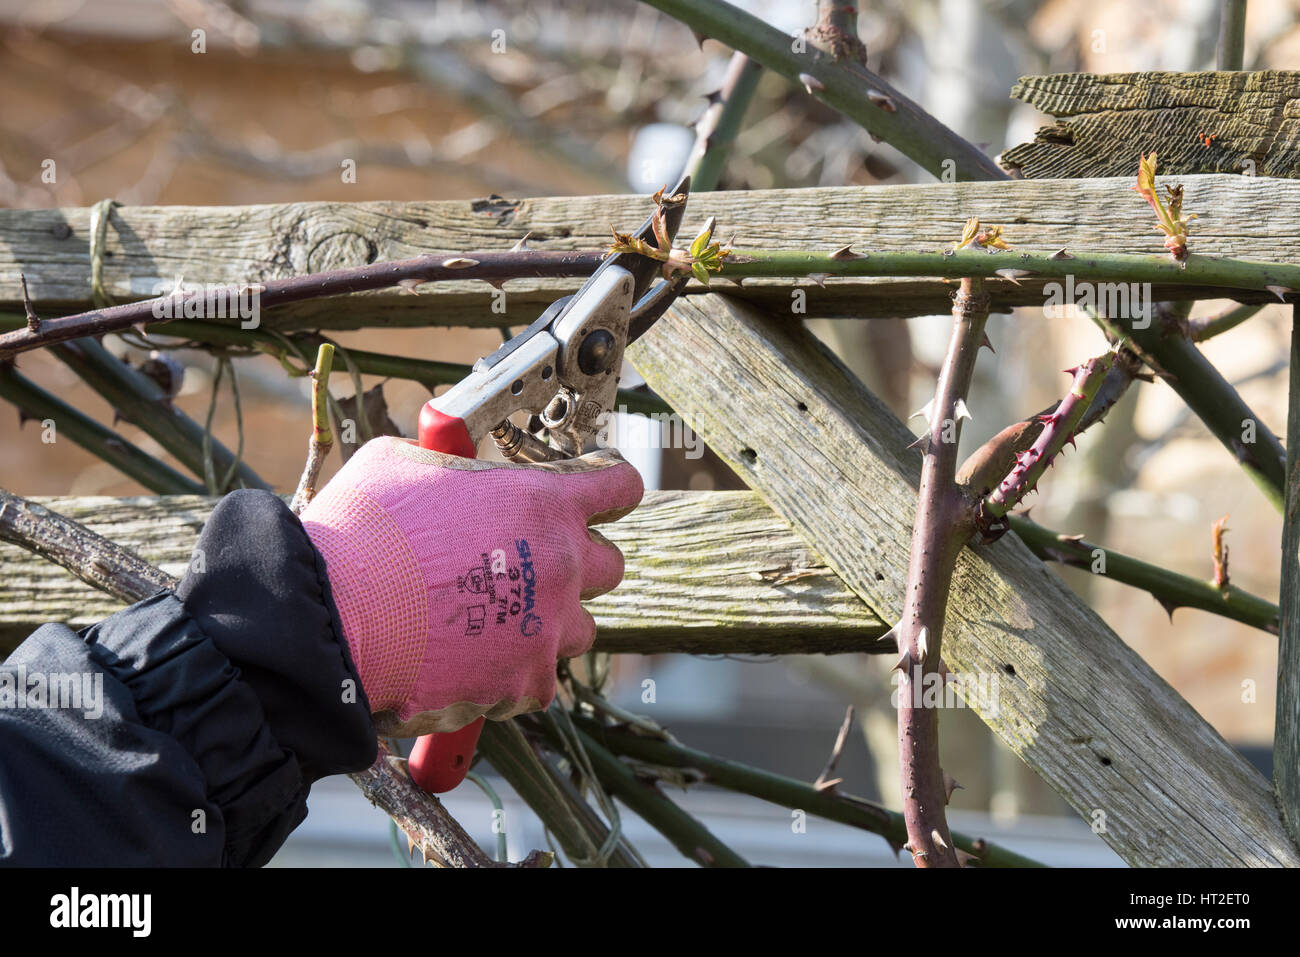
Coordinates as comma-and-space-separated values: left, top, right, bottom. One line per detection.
891, 648, 915, 683
481, 278, 506, 290
509, 231, 532, 252
830, 243, 867, 261
931, 829, 949, 852
442, 257, 481, 269
888, 841, 904, 860
994, 268, 1030, 284
916, 626, 929, 665
955, 848, 980, 867
1155, 596, 1179, 622
981, 333, 995, 353
943, 771, 964, 804
1061, 533, 1087, 543
866, 89, 896, 112
953, 398, 972, 422
813, 777, 843, 792
798, 72, 825, 94
19, 273, 39, 333
807, 272, 830, 287
397, 278, 424, 295
877, 620, 901, 650
909, 396, 936, 423
703, 88, 724, 106
1049, 247, 1073, 260
907, 433, 932, 454
692, 30, 707, 48
1266, 285, 1291, 302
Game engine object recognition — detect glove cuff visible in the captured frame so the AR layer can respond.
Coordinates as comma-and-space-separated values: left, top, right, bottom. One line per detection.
300, 484, 428, 715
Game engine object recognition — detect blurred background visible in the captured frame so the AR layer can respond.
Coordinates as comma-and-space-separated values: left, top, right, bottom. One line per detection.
2, 0, 1297, 866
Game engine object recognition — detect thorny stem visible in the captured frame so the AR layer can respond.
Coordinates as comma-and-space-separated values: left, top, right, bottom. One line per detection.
897, 277, 990, 868
569, 715, 1046, 867
290, 343, 334, 514
982, 349, 1117, 525
1008, 515, 1279, 634
720, 247, 1300, 295
5, 245, 1299, 362
1091, 306, 1286, 511
638, 0, 1005, 181
0, 366, 205, 495
0, 250, 604, 360
685, 51, 763, 192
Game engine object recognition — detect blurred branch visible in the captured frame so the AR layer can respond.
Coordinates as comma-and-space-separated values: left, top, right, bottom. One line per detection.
1218, 0, 1248, 70
0, 365, 205, 495
685, 52, 763, 191
638, 0, 1007, 181
48, 337, 268, 492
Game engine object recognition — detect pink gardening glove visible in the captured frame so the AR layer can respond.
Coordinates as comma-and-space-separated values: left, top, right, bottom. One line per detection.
299, 436, 643, 737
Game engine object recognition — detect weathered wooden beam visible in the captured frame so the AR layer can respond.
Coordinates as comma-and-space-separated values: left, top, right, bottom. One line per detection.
5, 174, 1299, 328
1277, 303, 1300, 848
629, 293, 1299, 867
1002, 72, 1300, 179
0, 491, 886, 657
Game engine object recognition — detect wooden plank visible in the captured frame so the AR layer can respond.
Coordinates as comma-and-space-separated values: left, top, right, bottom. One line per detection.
5, 174, 1300, 328
1277, 303, 1300, 847
1002, 72, 1300, 179
0, 491, 886, 658
629, 292, 1299, 867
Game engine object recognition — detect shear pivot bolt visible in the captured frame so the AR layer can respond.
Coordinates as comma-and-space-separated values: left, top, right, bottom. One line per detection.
578, 329, 617, 375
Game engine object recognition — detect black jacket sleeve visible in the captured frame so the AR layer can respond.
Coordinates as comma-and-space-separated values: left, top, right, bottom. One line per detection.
0, 489, 378, 867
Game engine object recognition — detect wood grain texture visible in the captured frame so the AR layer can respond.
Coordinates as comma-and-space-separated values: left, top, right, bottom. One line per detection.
5, 174, 1300, 327
1002, 72, 1300, 179
629, 293, 1299, 867
0, 492, 885, 657
1277, 304, 1300, 847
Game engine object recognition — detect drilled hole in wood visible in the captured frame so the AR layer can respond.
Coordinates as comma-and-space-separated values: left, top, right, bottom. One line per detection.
740, 448, 758, 464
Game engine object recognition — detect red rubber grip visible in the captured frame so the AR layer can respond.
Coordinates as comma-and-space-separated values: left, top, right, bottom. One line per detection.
407, 717, 486, 793
418, 402, 477, 458
408, 399, 480, 793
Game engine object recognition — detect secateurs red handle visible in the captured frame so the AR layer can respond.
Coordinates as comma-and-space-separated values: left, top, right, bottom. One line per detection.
406, 406, 486, 794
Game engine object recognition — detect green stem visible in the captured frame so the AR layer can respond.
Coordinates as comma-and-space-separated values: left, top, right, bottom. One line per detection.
48, 338, 269, 492
1190, 302, 1263, 342
1218, 0, 1248, 71
723, 247, 1300, 293
477, 719, 642, 868
570, 716, 1045, 867
0, 366, 205, 494
1091, 310, 1285, 511
686, 52, 763, 192
1009, 514, 1279, 634
533, 716, 749, 867
638, 0, 1006, 182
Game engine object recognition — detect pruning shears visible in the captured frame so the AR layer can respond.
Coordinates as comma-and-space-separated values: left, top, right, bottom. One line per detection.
407, 174, 692, 794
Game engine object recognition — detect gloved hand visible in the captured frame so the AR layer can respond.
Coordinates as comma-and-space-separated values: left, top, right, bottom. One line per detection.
299, 436, 643, 737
